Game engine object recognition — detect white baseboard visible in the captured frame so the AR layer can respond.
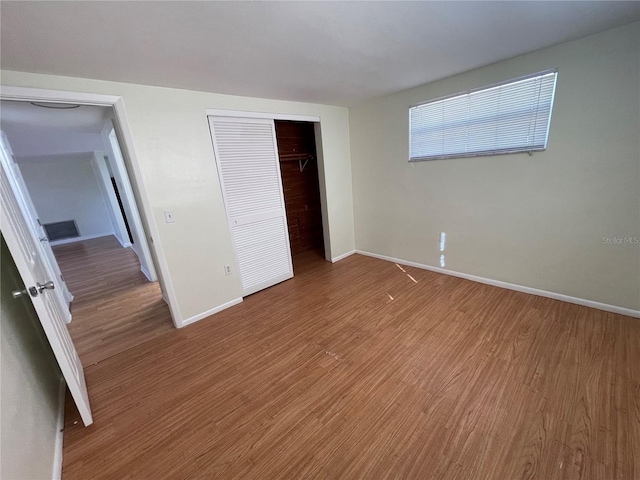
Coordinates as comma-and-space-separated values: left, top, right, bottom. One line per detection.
355, 250, 640, 318
52, 378, 66, 480
114, 235, 132, 249
140, 265, 152, 282
331, 250, 356, 263
50, 233, 113, 246
180, 297, 243, 328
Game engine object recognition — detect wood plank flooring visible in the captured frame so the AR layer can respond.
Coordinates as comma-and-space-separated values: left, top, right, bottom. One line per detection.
61, 253, 640, 479
53, 235, 173, 366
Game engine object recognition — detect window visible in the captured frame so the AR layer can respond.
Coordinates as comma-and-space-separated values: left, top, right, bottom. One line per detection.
409, 69, 558, 161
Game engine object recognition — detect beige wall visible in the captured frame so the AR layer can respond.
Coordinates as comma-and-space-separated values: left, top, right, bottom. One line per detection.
1, 236, 62, 479
349, 22, 640, 311
0, 72, 355, 323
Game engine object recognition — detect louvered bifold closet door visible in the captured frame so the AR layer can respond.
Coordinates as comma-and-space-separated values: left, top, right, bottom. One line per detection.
209, 116, 293, 296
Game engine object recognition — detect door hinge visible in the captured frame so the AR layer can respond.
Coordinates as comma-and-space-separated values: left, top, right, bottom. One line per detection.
60, 274, 65, 282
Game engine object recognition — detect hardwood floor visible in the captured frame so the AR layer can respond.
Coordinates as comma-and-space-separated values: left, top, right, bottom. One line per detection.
61, 253, 639, 479
292, 247, 327, 274
53, 235, 173, 366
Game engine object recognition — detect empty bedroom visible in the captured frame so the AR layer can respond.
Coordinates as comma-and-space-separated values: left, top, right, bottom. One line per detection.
1, 2, 638, 479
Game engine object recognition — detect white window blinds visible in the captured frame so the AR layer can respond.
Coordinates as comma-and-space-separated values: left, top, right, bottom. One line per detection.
409, 69, 558, 161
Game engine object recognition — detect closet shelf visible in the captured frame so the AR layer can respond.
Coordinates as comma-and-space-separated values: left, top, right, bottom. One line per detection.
279, 153, 315, 162
279, 153, 314, 172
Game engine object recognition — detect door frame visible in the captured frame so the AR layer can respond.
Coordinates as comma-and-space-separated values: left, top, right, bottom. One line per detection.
1, 86, 181, 327
205, 109, 331, 262
90, 150, 132, 249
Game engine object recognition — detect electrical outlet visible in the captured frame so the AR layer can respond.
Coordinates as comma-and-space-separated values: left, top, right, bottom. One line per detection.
224, 265, 232, 275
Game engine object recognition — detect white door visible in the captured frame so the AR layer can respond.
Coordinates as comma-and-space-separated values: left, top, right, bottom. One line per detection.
0, 137, 93, 426
0, 132, 74, 319
209, 116, 293, 296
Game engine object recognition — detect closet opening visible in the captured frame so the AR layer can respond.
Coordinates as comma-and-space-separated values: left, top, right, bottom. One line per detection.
274, 120, 326, 273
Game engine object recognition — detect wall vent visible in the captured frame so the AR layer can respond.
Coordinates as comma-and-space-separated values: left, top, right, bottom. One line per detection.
44, 220, 80, 241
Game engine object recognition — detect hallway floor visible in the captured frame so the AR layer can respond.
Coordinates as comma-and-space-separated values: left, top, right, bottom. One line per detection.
53, 235, 173, 365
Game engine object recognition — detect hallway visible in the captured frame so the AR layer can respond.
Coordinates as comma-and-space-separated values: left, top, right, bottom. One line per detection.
53, 235, 173, 365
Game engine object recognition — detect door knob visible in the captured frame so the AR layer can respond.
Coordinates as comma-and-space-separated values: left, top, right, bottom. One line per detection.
12, 286, 38, 298
36, 281, 55, 293
12, 289, 27, 299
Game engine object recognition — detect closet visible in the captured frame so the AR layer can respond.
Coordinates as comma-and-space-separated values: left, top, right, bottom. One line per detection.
209, 115, 325, 298
274, 120, 324, 258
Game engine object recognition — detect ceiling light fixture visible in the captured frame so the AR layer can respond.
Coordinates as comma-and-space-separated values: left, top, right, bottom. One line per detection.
30, 102, 81, 109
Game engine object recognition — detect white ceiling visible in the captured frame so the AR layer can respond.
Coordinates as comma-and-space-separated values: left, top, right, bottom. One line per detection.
1, 1, 638, 106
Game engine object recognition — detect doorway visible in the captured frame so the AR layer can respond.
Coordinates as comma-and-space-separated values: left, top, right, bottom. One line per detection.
0, 100, 173, 365
274, 120, 326, 273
